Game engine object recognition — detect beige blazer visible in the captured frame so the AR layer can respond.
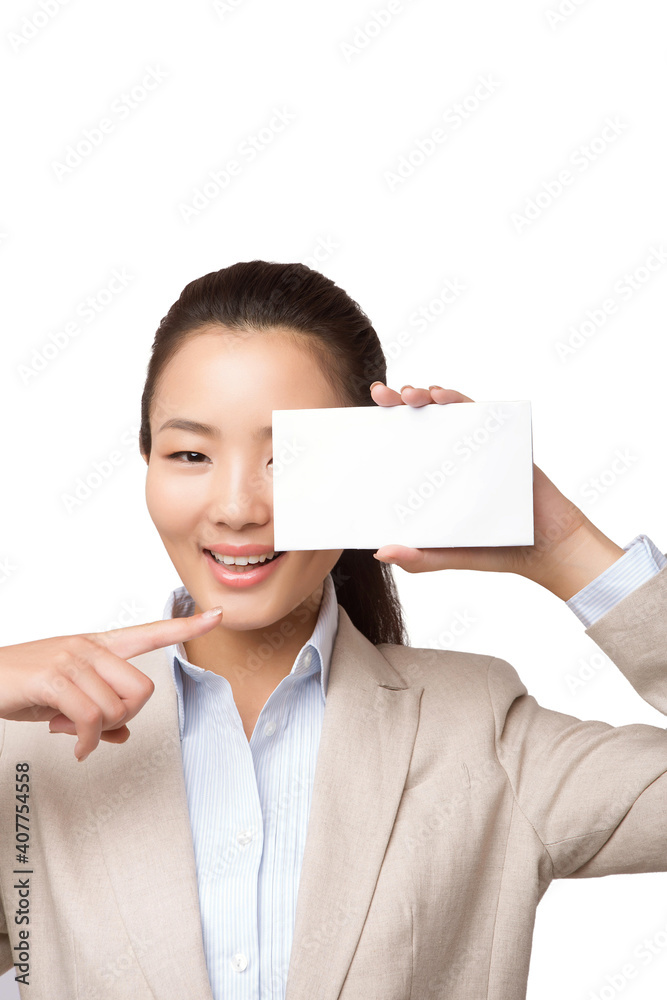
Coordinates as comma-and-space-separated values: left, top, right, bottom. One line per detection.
2, 562, 667, 999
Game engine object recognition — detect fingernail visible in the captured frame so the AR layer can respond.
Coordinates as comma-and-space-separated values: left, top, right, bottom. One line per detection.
202, 606, 223, 619
400, 385, 412, 392
369, 381, 383, 390
428, 385, 444, 390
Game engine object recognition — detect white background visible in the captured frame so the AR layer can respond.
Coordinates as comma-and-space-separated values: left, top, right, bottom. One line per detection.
1, 0, 667, 997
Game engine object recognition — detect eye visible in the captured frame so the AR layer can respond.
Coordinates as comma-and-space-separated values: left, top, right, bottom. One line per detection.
167, 451, 209, 464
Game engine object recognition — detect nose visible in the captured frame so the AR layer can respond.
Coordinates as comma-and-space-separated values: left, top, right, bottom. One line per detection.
202, 456, 273, 538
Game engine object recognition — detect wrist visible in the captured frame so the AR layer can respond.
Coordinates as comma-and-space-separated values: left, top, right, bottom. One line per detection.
536, 523, 626, 602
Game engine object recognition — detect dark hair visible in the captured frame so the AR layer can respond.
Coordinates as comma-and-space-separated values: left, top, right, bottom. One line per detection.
140, 259, 409, 647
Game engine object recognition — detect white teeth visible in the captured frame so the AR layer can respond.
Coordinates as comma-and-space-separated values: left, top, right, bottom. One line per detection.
209, 551, 276, 566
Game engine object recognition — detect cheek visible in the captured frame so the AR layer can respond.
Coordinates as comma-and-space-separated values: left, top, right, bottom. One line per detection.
145, 470, 198, 534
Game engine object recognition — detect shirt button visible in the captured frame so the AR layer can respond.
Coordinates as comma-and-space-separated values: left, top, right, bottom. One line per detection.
231, 953, 248, 972
303, 650, 312, 668
237, 829, 253, 846
264, 720, 277, 737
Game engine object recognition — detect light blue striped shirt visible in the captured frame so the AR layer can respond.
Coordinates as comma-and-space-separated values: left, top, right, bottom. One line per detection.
161, 533, 666, 998
565, 533, 667, 626
162, 571, 338, 1000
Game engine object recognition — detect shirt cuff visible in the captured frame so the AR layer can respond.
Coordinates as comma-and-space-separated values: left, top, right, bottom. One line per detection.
566, 534, 667, 628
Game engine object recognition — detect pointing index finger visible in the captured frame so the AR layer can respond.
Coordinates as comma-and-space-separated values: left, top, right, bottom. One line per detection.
85, 607, 223, 661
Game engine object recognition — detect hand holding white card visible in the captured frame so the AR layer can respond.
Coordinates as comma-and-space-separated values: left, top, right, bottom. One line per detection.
272, 400, 534, 550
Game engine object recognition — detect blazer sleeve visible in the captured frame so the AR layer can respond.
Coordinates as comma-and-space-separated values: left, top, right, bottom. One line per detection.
487, 561, 667, 881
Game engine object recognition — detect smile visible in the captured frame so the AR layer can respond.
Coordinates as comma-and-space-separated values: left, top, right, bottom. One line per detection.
203, 548, 288, 589
210, 550, 283, 567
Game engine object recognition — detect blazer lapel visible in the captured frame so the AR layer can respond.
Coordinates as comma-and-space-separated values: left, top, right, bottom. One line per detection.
82, 646, 215, 1000
285, 607, 423, 1000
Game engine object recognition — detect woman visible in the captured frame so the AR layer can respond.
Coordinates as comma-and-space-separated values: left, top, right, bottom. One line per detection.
1, 259, 666, 1000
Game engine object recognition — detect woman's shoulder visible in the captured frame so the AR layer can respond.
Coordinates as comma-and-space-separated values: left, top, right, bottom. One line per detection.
374, 643, 532, 733
372, 643, 512, 745
375, 641, 498, 694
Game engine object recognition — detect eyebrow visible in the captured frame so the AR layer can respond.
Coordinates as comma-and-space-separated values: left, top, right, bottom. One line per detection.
156, 418, 272, 442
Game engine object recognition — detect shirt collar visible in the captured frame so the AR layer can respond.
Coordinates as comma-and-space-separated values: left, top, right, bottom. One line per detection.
161, 572, 339, 741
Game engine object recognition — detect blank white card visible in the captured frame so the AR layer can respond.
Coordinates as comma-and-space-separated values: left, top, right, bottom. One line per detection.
271, 400, 534, 550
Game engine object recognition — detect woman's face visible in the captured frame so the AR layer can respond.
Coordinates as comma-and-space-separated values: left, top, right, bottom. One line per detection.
142, 326, 345, 631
